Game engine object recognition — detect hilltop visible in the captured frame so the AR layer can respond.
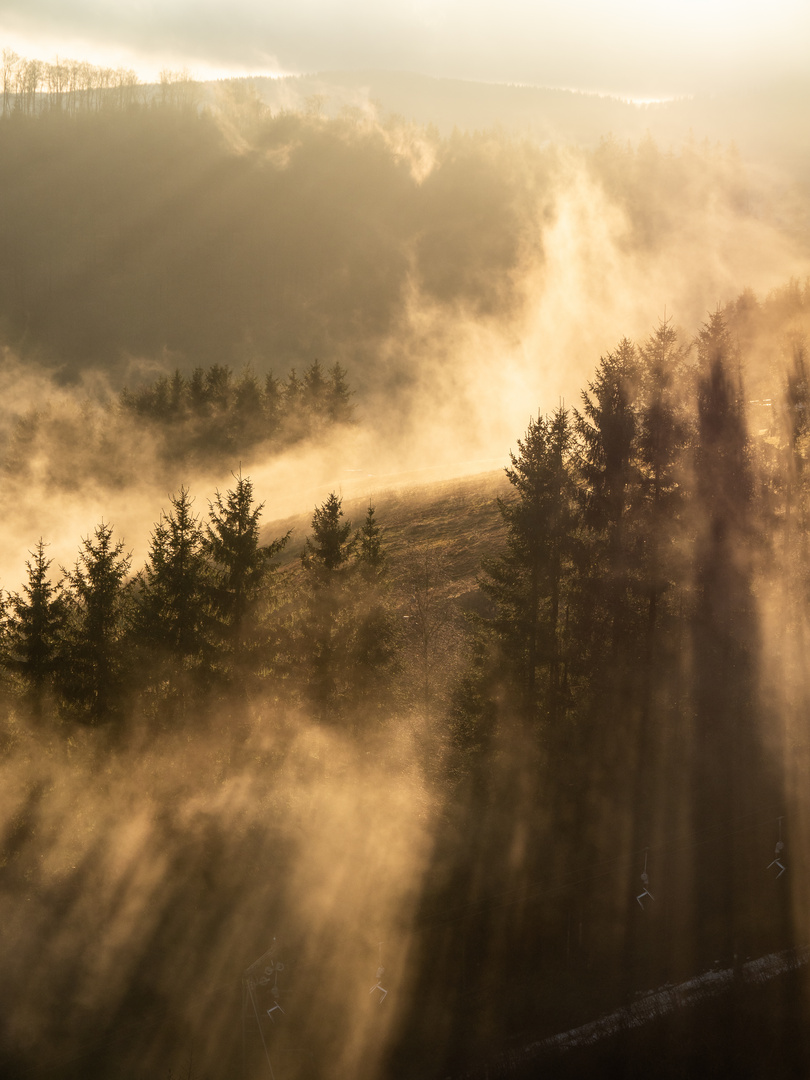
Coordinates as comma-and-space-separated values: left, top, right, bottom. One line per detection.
267, 468, 510, 610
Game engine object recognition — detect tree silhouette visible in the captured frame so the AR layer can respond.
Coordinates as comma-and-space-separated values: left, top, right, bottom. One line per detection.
205, 473, 288, 662
6, 540, 66, 718
636, 316, 692, 645
482, 405, 577, 726
356, 504, 385, 579
60, 522, 132, 722
135, 487, 212, 705
690, 309, 777, 971
299, 493, 356, 716
574, 338, 642, 665
326, 362, 354, 424
302, 492, 355, 576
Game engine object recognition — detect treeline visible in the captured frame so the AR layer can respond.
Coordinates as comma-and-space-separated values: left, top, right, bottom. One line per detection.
0, 359, 355, 491
118, 359, 354, 465
467, 306, 807, 747
467, 307, 802, 831
0, 475, 398, 730
395, 308, 809, 1072
1, 48, 197, 116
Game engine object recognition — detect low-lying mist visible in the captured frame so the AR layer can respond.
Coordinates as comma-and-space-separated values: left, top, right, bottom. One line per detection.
1, 105, 809, 587
0, 701, 441, 1079
3, 92, 810, 1078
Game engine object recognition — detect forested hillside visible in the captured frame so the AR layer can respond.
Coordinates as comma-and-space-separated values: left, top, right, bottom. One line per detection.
0, 76, 805, 388
1, 71, 810, 1079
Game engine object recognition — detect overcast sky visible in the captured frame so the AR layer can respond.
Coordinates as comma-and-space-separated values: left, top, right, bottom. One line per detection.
0, 0, 808, 98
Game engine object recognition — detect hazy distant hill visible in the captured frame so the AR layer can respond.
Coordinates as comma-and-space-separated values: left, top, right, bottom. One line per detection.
241, 70, 810, 173
1, 85, 804, 391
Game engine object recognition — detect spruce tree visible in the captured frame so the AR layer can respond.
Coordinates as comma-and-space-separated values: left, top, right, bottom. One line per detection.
349, 505, 396, 720
482, 405, 577, 726
204, 473, 288, 665
232, 367, 265, 448
302, 492, 355, 576
636, 316, 692, 642
303, 359, 328, 419
690, 308, 772, 980
574, 338, 642, 664
6, 540, 66, 717
357, 504, 385, 579
284, 369, 303, 418
326, 363, 354, 424
264, 372, 283, 438
189, 366, 210, 416
299, 493, 355, 716
60, 522, 132, 723
135, 487, 212, 701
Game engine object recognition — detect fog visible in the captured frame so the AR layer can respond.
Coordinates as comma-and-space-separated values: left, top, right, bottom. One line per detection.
1, 68, 810, 1080
0, 706, 438, 1077
0, 95, 808, 587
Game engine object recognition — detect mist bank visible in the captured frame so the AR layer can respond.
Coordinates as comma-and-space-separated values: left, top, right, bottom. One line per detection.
1, 277, 809, 594
4, 52, 810, 170
1, 95, 807, 385
4, 307, 810, 1076
243, 71, 810, 175
1, 90, 809, 591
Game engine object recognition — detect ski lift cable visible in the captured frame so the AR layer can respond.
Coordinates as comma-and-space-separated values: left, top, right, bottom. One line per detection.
247, 977, 276, 1080
418, 803, 788, 927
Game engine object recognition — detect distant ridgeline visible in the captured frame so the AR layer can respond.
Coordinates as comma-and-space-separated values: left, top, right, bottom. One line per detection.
118, 360, 354, 465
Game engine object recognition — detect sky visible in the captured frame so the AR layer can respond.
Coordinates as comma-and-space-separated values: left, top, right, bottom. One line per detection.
0, 0, 808, 98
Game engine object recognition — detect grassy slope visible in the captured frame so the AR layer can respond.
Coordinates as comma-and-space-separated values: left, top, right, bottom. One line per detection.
265, 468, 510, 609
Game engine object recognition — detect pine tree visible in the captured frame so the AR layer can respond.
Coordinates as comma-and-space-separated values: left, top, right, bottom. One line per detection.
348, 505, 396, 720
60, 522, 133, 722
299, 493, 355, 715
168, 368, 186, 416
326, 362, 354, 424
482, 405, 577, 725
284, 369, 303, 418
205, 364, 233, 413
6, 540, 66, 716
574, 338, 642, 663
623, 319, 694, 953
189, 367, 209, 416
204, 473, 288, 664
690, 308, 777, 968
264, 372, 283, 439
136, 487, 211, 678
356, 504, 385, 580
301, 492, 355, 577
232, 367, 265, 448
636, 316, 692, 642
303, 359, 328, 418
